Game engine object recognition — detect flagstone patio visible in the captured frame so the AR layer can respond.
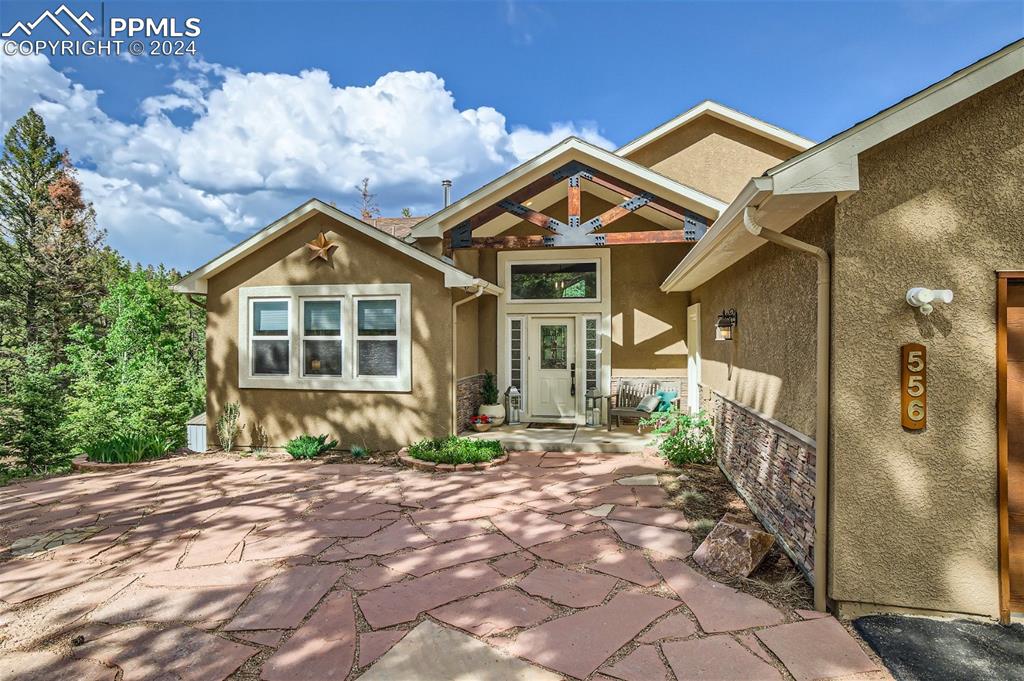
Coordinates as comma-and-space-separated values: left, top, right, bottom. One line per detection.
0, 451, 890, 680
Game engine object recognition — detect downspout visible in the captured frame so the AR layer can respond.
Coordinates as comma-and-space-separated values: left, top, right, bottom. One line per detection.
743, 206, 831, 613
452, 284, 487, 435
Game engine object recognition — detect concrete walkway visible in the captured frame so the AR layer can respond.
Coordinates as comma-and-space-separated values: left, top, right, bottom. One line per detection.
462, 424, 655, 453
0, 452, 889, 680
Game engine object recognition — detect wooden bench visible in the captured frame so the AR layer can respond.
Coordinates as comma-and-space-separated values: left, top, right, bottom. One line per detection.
605, 379, 683, 432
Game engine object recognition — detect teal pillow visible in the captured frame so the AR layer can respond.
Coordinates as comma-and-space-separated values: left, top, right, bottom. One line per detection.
656, 390, 678, 412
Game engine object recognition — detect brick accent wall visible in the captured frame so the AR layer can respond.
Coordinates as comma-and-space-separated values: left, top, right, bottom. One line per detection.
456, 374, 486, 433
710, 390, 816, 578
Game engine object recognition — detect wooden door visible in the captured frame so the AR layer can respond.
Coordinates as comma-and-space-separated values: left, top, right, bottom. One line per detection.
1002, 277, 1024, 616
528, 317, 576, 418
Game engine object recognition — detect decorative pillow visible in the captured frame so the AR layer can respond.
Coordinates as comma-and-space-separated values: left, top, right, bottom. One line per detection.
636, 394, 661, 413
656, 390, 679, 412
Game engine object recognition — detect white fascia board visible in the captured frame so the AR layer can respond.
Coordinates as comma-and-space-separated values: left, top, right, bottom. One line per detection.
769, 40, 1024, 194
616, 100, 815, 157
172, 199, 484, 295
409, 137, 727, 239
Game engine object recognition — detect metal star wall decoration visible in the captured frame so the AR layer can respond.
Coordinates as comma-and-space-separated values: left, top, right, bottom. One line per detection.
306, 232, 339, 262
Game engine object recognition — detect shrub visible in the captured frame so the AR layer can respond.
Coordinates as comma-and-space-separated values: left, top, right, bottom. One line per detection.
83, 433, 173, 464
480, 370, 499, 405
639, 408, 715, 465
408, 436, 503, 465
350, 444, 369, 459
286, 434, 338, 459
216, 402, 243, 452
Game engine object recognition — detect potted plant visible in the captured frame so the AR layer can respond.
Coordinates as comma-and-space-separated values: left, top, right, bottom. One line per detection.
470, 414, 492, 432
478, 370, 505, 426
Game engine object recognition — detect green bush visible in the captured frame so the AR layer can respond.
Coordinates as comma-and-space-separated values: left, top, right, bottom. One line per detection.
408, 436, 503, 465
480, 370, 499, 405
640, 408, 715, 465
286, 434, 338, 459
83, 433, 173, 464
216, 402, 243, 452
350, 444, 369, 459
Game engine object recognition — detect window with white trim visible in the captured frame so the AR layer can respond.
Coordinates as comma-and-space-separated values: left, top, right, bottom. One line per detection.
239, 284, 411, 391
251, 299, 290, 376
356, 297, 399, 377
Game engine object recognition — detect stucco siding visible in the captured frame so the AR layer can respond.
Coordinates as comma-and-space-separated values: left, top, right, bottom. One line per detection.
624, 116, 797, 203
690, 202, 835, 437
829, 71, 1024, 619
206, 212, 453, 451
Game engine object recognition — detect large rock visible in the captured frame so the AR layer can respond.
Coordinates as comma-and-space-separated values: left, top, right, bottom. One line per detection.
692, 513, 774, 577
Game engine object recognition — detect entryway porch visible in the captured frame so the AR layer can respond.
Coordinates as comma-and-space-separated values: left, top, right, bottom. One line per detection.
460, 423, 655, 453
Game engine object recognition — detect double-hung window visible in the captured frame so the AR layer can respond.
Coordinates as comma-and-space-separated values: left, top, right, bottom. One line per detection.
239, 284, 410, 391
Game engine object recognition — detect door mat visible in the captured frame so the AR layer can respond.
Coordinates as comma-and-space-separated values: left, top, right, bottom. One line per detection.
525, 423, 576, 430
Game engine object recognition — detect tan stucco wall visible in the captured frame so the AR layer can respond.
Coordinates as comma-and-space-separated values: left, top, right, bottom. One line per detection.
828, 72, 1024, 619
453, 250, 481, 379
690, 202, 835, 437
624, 116, 797, 202
206, 213, 453, 451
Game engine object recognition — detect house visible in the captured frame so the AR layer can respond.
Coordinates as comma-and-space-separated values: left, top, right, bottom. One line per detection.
173, 38, 1023, 622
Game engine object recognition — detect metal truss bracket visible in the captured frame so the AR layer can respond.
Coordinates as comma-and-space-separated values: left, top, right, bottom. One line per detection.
450, 220, 472, 248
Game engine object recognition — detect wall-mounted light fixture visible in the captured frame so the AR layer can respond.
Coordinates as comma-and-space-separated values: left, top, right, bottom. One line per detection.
715, 308, 738, 341
906, 287, 953, 316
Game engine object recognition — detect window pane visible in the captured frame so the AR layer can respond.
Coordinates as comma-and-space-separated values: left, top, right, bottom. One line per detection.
511, 262, 597, 300
540, 325, 567, 369
253, 301, 288, 335
253, 339, 289, 375
304, 301, 341, 336
358, 300, 397, 336
303, 339, 342, 376
358, 340, 398, 376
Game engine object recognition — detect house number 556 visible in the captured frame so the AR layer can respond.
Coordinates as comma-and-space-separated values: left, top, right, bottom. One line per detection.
901, 343, 927, 430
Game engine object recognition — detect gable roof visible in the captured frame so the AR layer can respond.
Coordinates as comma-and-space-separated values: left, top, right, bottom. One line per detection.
371, 216, 423, 239
660, 38, 1024, 293
172, 199, 494, 295
410, 137, 728, 239
616, 100, 815, 158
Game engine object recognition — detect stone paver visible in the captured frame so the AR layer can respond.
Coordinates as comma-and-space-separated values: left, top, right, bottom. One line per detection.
357, 562, 505, 629
491, 553, 535, 577
638, 612, 697, 643
0, 451, 877, 681
73, 624, 257, 681
0, 651, 116, 681
662, 635, 783, 681
589, 549, 660, 587
756, 617, 881, 681
359, 620, 561, 681
615, 474, 660, 486
430, 589, 554, 636
381, 533, 518, 576
654, 558, 785, 633
518, 565, 617, 607
509, 591, 678, 678
358, 630, 408, 667
225, 564, 343, 630
600, 644, 669, 681
261, 590, 356, 681
606, 519, 693, 559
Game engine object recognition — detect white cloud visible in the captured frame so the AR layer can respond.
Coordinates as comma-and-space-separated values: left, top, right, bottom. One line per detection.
0, 46, 613, 270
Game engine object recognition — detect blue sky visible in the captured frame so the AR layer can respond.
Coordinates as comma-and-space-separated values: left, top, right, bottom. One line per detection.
1, 1, 1021, 270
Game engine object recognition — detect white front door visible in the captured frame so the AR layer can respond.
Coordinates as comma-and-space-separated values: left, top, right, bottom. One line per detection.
528, 317, 576, 418
687, 303, 701, 413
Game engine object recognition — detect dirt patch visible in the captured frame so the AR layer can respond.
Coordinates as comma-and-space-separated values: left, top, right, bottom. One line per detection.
659, 463, 813, 612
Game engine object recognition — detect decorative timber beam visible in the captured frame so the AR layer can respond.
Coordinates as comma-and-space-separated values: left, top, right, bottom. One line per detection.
468, 229, 694, 249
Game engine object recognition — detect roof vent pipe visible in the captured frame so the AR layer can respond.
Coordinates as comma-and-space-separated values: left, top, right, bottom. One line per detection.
442, 179, 452, 208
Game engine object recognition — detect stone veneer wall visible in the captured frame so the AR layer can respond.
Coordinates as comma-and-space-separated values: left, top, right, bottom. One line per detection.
709, 390, 816, 578
456, 374, 486, 433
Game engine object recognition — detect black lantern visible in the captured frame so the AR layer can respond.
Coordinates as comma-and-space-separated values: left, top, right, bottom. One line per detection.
715, 309, 737, 341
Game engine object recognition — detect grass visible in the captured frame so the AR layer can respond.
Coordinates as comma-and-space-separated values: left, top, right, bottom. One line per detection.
0, 461, 73, 487
408, 436, 503, 465
82, 434, 173, 464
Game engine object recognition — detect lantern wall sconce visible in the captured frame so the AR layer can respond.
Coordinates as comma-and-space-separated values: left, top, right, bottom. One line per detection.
715, 309, 738, 341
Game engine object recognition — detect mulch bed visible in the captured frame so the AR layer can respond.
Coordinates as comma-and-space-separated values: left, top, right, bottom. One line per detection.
659, 462, 813, 612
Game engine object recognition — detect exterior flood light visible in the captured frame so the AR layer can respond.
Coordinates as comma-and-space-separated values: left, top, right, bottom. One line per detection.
715, 309, 738, 341
906, 287, 953, 315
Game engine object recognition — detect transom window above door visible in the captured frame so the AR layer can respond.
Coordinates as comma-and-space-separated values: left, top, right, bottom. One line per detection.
239, 284, 411, 392
510, 261, 598, 301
